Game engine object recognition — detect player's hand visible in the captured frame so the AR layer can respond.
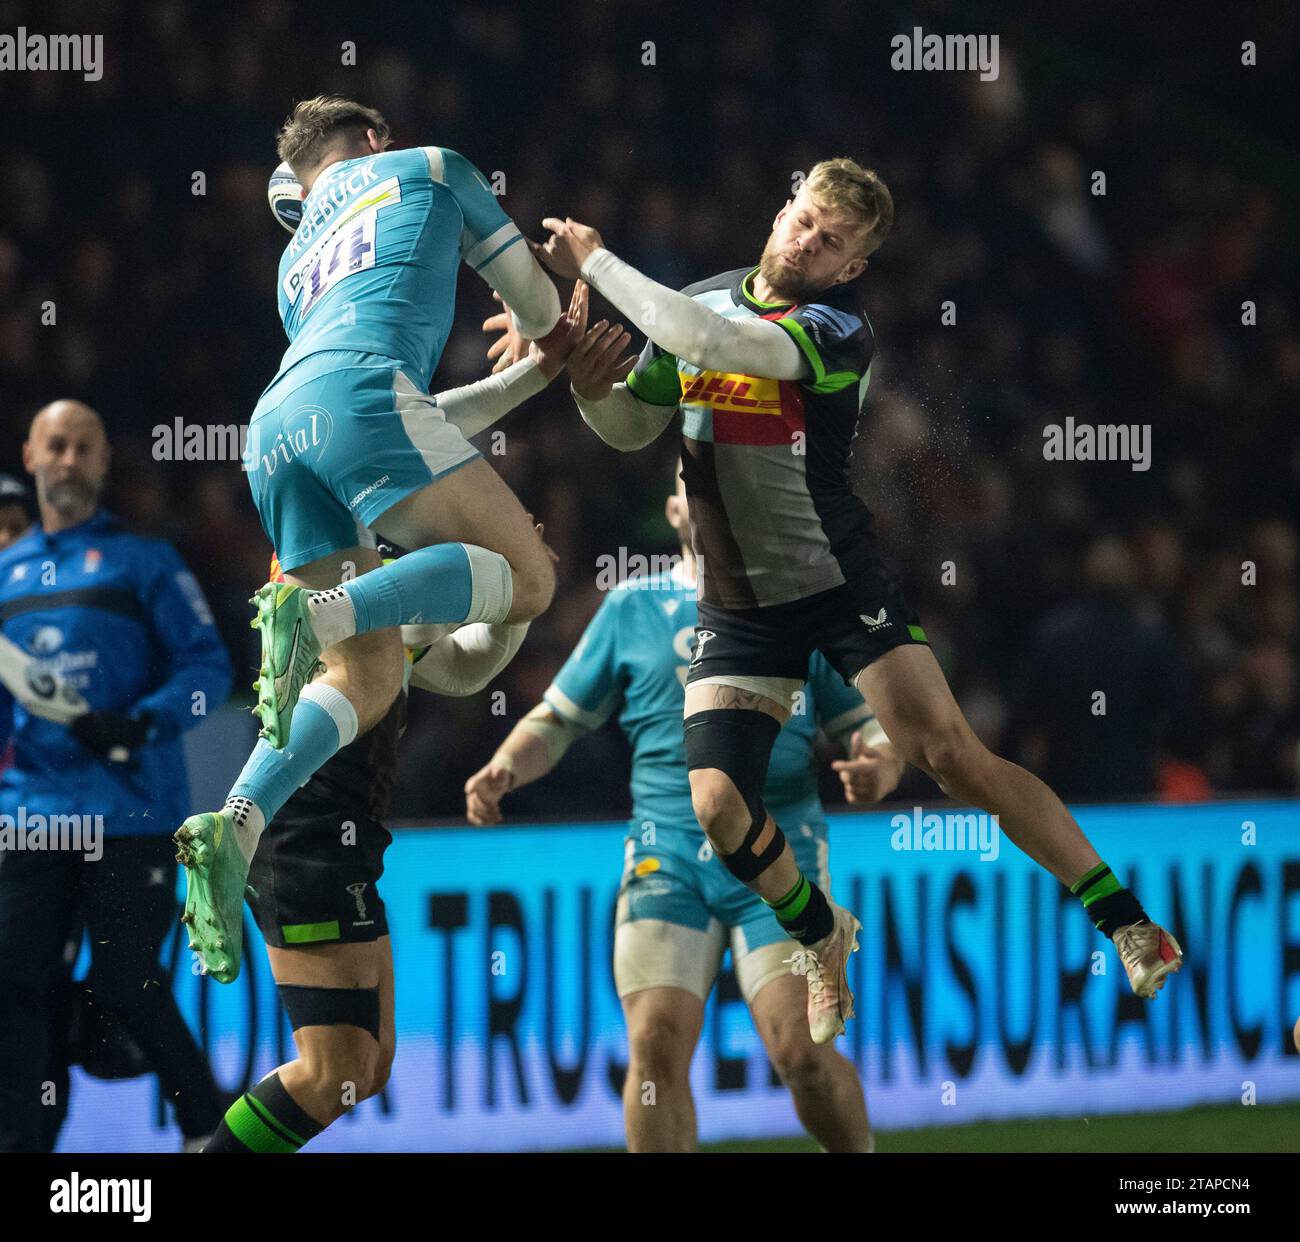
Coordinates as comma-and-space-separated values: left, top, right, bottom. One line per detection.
483, 292, 529, 375
465, 758, 516, 826
539, 217, 605, 280
484, 282, 588, 381
831, 735, 904, 804
567, 320, 637, 401
527, 281, 590, 380
71, 710, 154, 765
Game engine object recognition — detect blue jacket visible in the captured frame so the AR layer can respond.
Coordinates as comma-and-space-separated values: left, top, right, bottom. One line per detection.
0, 511, 233, 836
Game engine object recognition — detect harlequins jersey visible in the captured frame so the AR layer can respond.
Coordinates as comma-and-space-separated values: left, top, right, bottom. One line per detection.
627, 266, 877, 610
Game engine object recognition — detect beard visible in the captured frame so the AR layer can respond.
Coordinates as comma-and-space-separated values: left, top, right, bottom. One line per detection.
45, 477, 100, 516
757, 243, 824, 303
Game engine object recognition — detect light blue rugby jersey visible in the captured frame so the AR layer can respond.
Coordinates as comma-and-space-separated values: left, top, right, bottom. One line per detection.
273, 146, 519, 389
544, 568, 874, 835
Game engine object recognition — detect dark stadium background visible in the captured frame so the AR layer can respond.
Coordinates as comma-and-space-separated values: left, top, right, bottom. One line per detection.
2, 0, 1297, 821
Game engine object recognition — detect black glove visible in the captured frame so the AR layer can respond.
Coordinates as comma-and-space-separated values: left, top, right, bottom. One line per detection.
70, 711, 154, 764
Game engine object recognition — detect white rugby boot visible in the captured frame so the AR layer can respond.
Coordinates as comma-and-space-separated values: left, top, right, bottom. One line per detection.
785, 901, 862, 1044
1114, 920, 1183, 998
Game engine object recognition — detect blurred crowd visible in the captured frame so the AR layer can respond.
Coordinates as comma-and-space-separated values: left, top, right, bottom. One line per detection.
2, 0, 1297, 816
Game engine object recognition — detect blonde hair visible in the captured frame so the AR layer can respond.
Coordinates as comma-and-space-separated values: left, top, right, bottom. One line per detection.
276, 95, 391, 178
803, 158, 894, 257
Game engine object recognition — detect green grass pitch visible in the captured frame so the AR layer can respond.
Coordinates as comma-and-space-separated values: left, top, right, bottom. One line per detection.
575, 1101, 1300, 1152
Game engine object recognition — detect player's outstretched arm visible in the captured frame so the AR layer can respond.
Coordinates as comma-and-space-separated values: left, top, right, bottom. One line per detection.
540, 217, 809, 379
435, 147, 563, 341
464, 575, 624, 825
432, 284, 587, 440
464, 703, 590, 825
484, 244, 563, 342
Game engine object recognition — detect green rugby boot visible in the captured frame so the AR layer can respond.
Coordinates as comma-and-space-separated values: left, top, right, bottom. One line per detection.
174, 810, 249, 984
249, 582, 324, 749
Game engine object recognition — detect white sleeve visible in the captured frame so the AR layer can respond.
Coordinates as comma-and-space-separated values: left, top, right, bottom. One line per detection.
572, 382, 677, 452
407, 621, 530, 697
857, 716, 891, 749
424, 144, 560, 339
474, 234, 562, 340
432, 358, 549, 439
580, 248, 809, 379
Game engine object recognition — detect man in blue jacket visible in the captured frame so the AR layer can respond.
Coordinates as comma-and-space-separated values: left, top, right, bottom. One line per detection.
0, 399, 234, 1151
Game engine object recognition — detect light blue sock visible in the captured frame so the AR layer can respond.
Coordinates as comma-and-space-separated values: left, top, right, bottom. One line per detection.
344, 543, 474, 631
228, 686, 357, 824
307, 543, 515, 647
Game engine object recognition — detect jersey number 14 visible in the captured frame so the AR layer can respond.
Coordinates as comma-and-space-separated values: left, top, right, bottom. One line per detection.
300, 214, 377, 317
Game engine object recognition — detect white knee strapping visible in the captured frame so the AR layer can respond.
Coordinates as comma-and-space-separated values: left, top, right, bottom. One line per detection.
299, 682, 359, 749
460, 543, 514, 625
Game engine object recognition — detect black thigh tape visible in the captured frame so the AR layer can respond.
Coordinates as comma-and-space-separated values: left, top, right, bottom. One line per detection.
683, 709, 785, 881
683, 708, 781, 782
277, 984, 381, 1040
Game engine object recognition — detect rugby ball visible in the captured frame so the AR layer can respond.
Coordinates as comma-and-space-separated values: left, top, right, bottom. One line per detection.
267, 161, 305, 233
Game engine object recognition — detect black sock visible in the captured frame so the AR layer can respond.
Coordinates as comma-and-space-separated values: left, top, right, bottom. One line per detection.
202, 1071, 326, 1153
766, 873, 835, 945
1071, 862, 1148, 938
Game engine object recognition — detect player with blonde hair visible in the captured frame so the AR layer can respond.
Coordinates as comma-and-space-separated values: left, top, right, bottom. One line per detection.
539, 157, 1182, 1044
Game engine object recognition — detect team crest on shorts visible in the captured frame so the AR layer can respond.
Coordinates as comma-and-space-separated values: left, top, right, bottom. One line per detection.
346, 881, 374, 927
690, 629, 716, 665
